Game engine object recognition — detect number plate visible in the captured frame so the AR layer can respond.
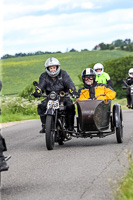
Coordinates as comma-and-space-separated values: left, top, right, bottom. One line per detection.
47, 100, 59, 109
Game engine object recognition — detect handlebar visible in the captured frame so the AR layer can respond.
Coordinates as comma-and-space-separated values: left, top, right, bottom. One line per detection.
123, 80, 130, 88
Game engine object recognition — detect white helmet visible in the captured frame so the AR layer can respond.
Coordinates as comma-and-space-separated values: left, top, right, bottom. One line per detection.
44, 57, 60, 77
93, 63, 104, 76
128, 68, 133, 78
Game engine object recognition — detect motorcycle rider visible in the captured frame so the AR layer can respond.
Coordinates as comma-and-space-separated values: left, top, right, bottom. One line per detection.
33, 57, 78, 133
123, 68, 133, 108
93, 63, 113, 87
0, 80, 9, 172
77, 68, 116, 101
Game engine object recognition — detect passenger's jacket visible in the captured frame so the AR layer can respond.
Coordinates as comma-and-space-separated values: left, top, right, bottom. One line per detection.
77, 82, 116, 101
95, 72, 113, 87
38, 69, 76, 95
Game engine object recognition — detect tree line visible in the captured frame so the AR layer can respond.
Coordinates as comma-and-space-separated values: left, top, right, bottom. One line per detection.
1, 38, 133, 59
93, 38, 133, 51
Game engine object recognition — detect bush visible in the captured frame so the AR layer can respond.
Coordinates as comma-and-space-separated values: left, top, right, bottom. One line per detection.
103, 56, 133, 98
19, 83, 35, 100
0, 97, 41, 116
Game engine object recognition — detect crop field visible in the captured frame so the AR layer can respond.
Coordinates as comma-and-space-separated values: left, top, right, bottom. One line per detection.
1, 50, 133, 95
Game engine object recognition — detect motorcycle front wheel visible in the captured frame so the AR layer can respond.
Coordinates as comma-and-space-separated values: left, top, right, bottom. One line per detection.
45, 115, 55, 150
131, 95, 133, 109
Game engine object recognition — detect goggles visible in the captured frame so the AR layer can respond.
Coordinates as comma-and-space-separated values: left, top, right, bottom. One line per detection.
85, 76, 94, 81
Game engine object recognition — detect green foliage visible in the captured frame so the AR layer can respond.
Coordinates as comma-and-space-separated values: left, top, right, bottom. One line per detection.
0, 97, 41, 122
19, 83, 35, 100
112, 39, 125, 47
103, 56, 133, 98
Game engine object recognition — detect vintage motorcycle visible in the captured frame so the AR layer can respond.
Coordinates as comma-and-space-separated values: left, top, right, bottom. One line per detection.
33, 82, 123, 150
32, 81, 73, 150
122, 80, 133, 109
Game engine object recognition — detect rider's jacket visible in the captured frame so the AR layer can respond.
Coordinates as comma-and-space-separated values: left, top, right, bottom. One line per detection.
77, 82, 116, 101
124, 77, 133, 86
96, 72, 112, 87
38, 69, 76, 95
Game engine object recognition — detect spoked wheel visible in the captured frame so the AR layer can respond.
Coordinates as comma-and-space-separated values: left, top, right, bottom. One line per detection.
45, 115, 55, 150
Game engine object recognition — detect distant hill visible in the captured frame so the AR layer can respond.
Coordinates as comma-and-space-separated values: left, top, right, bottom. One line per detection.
1, 50, 133, 96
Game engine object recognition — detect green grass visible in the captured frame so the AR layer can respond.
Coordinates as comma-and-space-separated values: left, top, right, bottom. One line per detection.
113, 98, 128, 110
0, 113, 39, 123
1, 50, 133, 95
115, 151, 133, 200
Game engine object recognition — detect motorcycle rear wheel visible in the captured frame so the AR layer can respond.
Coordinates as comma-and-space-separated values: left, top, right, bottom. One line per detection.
45, 115, 55, 150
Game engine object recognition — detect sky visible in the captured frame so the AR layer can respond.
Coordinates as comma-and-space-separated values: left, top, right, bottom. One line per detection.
1, 0, 133, 57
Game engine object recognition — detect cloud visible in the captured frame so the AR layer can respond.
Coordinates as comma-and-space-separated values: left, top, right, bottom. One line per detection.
1, 0, 133, 56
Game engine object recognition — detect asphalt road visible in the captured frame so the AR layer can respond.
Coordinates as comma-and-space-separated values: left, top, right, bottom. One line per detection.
1, 110, 133, 200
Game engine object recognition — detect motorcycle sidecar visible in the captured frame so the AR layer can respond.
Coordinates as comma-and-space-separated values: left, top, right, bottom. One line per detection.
76, 100, 123, 143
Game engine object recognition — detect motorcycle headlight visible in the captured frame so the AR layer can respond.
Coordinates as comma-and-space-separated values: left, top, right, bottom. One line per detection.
49, 92, 57, 100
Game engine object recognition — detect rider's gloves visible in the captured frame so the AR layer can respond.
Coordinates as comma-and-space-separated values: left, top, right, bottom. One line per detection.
32, 88, 42, 98
69, 89, 79, 98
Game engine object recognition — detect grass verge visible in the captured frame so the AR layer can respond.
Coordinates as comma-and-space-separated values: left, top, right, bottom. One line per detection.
114, 151, 133, 200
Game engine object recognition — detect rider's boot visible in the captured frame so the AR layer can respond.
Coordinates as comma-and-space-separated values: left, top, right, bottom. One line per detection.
39, 116, 46, 133
0, 154, 9, 172
67, 115, 74, 132
39, 124, 45, 133
127, 105, 131, 108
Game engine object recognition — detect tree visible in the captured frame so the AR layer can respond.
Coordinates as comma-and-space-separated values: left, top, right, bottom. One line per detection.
109, 44, 115, 50
69, 48, 78, 52
112, 39, 124, 47
99, 43, 108, 50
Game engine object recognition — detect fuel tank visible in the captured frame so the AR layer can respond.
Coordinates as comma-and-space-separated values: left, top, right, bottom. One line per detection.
76, 100, 111, 131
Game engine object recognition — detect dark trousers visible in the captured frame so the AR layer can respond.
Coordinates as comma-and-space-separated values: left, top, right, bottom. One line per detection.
126, 89, 131, 105
37, 97, 75, 128
0, 134, 7, 156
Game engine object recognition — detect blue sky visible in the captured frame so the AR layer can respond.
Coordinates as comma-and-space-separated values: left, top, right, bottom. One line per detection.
1, 0, 133, 57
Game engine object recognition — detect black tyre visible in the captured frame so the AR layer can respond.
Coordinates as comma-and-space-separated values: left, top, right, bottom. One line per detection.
116, 126, 123, 143
45, 115, 55, 150
113, 104, 123, 143
116, 106, 123, 143
131, 95, 133, 109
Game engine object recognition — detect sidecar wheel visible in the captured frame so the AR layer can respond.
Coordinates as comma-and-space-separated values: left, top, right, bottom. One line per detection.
116, 126, 123, 143
113, 104, 123, 143
45, 115, 55, 150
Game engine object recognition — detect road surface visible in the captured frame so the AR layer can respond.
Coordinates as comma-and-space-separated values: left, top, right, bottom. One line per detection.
1, 110, 133, 200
